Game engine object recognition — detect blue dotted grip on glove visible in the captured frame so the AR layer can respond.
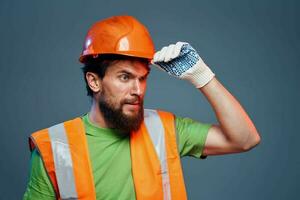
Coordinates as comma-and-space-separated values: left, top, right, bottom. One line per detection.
155, 44, 201, 77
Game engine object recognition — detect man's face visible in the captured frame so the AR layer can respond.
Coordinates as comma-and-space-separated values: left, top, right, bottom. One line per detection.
98, 59, 150, 133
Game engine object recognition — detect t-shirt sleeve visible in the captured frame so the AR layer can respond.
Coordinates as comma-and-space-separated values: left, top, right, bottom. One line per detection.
23, 149, 56, 200
175, 116, 211, 159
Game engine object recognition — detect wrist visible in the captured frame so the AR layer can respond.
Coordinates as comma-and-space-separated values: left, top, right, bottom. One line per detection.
181, 60, 215, 88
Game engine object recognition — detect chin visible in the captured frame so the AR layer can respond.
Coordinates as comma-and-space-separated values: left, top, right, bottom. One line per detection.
123, 107, 142, 117
123, 110, 139, 118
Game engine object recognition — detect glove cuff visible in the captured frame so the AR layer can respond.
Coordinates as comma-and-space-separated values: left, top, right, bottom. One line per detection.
180, 60, 215, 88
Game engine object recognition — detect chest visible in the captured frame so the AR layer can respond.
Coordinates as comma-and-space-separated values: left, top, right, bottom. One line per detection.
86, 135, 136, 199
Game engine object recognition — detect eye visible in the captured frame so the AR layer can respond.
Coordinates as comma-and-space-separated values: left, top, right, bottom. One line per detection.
119, 74, 130, 81
139, 76, 147, 82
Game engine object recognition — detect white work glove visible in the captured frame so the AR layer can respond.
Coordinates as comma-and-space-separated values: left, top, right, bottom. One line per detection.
152, 42, 215, 88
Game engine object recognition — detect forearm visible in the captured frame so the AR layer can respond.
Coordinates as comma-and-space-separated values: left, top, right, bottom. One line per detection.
199, 77, 260, 150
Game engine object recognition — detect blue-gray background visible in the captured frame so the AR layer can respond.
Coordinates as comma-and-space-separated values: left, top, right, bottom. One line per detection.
0, 0, 299, 199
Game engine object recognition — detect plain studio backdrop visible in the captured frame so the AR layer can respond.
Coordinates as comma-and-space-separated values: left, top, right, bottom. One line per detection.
0, 0, 299, 199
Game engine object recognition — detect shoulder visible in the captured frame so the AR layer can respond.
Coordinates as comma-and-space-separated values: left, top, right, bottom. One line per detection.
29, 116, 84, 150
31, 117, 84, 136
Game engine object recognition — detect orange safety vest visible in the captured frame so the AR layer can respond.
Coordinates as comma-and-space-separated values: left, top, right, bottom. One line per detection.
29, 109, 187, 200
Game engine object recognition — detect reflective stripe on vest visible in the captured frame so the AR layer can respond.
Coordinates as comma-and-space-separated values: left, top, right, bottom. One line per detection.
30, 109, 187, 200
144, 109, 171, 199
48, 123, 78, 199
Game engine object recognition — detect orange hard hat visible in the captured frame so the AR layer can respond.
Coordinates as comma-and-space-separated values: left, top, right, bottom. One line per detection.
79, 16, 155, 63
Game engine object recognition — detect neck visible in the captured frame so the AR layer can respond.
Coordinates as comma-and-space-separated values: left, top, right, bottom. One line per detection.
88, 99, 109, 128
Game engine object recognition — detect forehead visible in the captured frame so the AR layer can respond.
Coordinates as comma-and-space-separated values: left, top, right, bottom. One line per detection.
106, 59, 150, 75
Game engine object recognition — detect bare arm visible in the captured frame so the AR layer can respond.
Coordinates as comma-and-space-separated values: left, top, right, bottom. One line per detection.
200, 77, 261, 156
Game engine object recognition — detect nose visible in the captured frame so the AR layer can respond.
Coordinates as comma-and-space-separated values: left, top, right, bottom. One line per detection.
131, 79, 142, 96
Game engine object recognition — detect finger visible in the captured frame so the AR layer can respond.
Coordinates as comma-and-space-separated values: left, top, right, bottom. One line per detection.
164, 44, 176, 62
173, 41, 187, 59
157, 46, 168, 62
153, 51, 161, 62
150, 59, 155, 65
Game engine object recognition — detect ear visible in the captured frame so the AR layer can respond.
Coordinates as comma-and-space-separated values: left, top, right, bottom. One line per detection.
86, 72, 102, 93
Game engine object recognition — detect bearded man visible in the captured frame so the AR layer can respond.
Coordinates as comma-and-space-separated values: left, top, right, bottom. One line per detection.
23, 16, 261, 200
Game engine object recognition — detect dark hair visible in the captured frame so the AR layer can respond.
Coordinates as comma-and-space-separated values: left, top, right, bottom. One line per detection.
81, 54, 150, 97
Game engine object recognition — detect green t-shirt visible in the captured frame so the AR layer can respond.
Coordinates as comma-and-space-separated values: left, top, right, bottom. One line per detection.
23, 113, 211, 200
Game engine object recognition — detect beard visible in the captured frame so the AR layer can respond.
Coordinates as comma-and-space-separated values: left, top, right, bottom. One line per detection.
98, 91, 144, 134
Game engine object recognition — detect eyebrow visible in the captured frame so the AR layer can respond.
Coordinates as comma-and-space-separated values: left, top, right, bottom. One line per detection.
117, 70, 150, 78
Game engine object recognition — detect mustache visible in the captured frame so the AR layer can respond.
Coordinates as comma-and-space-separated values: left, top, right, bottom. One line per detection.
122, 96, 142, 105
